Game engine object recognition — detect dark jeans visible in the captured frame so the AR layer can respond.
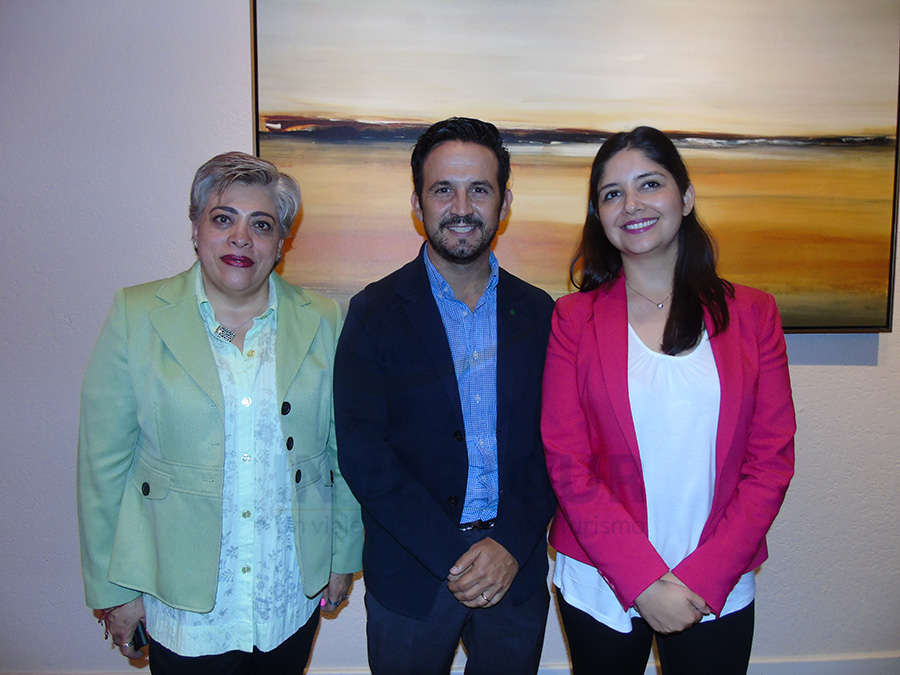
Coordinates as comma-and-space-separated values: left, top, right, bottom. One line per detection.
148, 607, 320, 675
557, 590, 754, 675
365, 583, 549, 675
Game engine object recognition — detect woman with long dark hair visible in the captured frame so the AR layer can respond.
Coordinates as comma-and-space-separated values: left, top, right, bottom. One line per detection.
542, 127, 795, 673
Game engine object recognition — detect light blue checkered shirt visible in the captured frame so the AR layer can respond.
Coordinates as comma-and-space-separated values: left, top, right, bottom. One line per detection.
423, 245, 499, 524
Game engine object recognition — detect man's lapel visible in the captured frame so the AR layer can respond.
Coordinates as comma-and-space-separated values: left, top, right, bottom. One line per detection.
397, 247, 463, 410
495, 269, 531, 460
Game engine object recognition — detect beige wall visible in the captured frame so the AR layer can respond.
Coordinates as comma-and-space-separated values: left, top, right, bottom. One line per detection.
0, 2, 896, 673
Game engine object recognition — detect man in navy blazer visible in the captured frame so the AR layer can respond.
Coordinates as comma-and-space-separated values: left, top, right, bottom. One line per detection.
334, 117, 556, 674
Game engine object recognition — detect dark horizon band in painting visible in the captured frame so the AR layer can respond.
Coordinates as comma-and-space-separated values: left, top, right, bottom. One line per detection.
259, 116, 896, 150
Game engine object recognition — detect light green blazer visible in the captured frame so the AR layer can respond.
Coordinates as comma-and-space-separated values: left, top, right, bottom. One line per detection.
77, 265, 362, 611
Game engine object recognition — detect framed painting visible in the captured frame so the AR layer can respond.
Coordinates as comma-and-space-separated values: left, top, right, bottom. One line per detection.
253, 0, 899, 331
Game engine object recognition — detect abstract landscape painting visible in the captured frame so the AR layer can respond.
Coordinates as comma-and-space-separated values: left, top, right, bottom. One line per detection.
255, 0, 898, 330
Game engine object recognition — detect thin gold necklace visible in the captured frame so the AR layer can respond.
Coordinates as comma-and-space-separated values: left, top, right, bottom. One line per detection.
626, 281, 671, 310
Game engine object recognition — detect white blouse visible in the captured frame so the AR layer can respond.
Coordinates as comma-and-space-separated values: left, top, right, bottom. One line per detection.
554, 324, 754, 632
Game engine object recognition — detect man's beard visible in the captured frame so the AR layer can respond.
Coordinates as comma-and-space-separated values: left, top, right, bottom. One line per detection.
427, 213, 496, 264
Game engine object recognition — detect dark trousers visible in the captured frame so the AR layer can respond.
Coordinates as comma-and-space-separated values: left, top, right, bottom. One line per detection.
148, 607, 320, 675
365, 582, 549, 675
557, 590, 754, 675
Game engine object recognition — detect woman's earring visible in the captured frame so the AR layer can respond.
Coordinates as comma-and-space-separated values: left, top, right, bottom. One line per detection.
192, 237, 198, 253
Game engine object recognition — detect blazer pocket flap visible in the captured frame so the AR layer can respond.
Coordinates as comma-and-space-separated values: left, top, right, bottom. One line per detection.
292, 451, 327, 488
131, 460, 171, 500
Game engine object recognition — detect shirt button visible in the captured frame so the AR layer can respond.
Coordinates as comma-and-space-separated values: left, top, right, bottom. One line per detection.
474, 394, 481, 403
281, 401, 292, 415
242, 510, 251, 518
241, 565, 251, 574
472, 351, 479, 360
242, 453, 251, 463
241, 396, 252, 407
246, 349, 255, 357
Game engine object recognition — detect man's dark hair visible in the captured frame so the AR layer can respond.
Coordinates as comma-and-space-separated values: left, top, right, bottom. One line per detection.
411, 117, 511, 200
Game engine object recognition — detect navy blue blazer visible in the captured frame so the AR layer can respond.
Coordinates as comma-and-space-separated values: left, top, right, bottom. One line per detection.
334, 246, 556, 618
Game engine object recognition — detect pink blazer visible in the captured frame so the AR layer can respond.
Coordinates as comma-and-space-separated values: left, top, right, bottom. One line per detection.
541, 275, 795, 615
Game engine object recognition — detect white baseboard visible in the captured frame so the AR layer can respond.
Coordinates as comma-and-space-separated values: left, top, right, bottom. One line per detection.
745, 653, 900, 675
531, 652, 900, 674
8, 653, 898, 674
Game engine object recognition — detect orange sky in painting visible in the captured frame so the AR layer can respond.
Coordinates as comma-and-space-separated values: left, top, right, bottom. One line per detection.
266, 138, 895, 328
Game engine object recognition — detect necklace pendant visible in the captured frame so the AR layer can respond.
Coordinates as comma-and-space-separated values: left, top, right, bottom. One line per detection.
656, 302, 664, 309
214, 324, 236, 342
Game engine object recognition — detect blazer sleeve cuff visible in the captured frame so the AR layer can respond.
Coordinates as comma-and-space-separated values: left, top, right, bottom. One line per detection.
671, 558, 731, 616
85, 584, 142, 612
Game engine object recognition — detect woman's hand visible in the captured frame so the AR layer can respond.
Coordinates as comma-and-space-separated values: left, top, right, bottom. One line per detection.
321, 572, 353, 614
663, 572, 711, 613
634, 572, 709, 634
99, 596, 146, 659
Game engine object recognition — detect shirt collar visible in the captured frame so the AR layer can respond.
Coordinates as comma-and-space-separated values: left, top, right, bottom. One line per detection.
193, 262, 278, 331
423, 243, 499, 303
